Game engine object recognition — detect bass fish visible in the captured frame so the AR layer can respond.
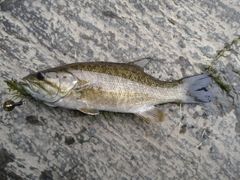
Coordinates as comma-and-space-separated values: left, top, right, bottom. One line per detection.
20, 59, 213, 122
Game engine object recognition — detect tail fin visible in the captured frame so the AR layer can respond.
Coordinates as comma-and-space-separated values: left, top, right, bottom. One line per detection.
183, 74, 214, 103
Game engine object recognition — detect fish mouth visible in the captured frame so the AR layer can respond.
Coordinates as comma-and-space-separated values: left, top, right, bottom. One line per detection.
19, 80, 34, 95
19, 79, 30, 88
19, 79, 61, 103
19, 80, 29, 87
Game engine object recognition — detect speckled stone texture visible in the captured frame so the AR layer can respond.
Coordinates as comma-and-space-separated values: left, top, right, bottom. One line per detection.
0, 0, 240, 179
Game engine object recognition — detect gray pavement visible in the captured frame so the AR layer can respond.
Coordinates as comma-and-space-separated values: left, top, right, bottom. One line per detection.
0, 0, 240, 179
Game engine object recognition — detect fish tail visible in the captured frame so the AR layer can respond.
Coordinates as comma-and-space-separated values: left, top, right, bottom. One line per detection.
183, 74, 214, 103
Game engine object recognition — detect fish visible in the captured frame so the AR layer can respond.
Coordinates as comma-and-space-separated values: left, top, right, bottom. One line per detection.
20, 59, 214, 123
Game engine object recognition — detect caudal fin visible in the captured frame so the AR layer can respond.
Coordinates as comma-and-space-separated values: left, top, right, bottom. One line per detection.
183, 74, 214, 103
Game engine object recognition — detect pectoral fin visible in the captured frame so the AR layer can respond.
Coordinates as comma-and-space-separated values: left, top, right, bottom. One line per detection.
78, 108, 99, 115
135, 107, 165, 123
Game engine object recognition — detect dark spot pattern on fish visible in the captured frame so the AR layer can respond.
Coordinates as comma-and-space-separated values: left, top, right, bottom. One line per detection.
42, 62, 182, 88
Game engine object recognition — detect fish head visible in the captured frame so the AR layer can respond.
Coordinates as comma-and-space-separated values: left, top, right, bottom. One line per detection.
20, 70, 77, 103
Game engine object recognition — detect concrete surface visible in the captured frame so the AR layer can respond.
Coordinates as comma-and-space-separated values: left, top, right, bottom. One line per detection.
0, 0, 240, 179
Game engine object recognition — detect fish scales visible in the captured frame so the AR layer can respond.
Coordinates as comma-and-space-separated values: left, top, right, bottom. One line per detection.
59, 70, 183, 112
20, 60, 214, 123
45, 62, 182, 88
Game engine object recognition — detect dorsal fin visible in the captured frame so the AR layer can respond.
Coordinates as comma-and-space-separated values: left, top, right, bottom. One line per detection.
129, 57, 152, 68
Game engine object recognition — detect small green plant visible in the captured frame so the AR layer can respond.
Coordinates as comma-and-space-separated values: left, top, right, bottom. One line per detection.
4, 79, 30, 100
211, 75, 231, 94
204, 36, 240, 94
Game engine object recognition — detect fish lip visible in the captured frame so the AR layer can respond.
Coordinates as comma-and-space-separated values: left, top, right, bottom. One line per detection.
19, 79, 33, 91
19, 79, 29, 86
19, 80, 28, 86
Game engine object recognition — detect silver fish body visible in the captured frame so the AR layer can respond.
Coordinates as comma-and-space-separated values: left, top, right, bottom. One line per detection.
21, 60, 214, 122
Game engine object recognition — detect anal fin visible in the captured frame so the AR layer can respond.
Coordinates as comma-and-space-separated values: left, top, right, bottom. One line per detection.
78, 108, 99, 115
135, 107, 165, 123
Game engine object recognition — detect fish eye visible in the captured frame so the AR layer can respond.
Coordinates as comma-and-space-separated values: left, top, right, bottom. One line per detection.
36, 72, 45, 80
